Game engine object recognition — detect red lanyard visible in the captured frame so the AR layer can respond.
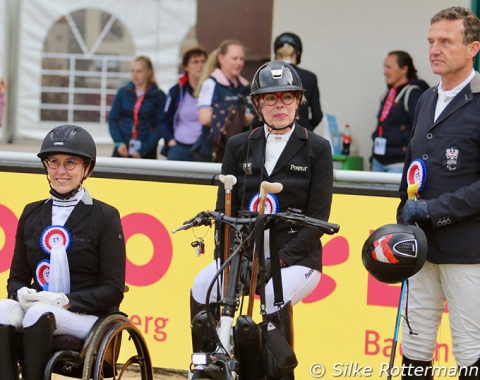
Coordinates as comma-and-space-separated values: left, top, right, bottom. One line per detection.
132, 88, 149, 138
378, 87, 397, 137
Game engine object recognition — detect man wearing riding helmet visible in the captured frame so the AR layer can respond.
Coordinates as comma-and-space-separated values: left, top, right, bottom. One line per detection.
0, 125, 126, 380
191, 60, 333, 379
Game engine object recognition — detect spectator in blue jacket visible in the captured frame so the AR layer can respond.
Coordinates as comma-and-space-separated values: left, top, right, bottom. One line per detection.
371, 51, 429, 172
160, 47, 208, 161
108, 55, 166, 159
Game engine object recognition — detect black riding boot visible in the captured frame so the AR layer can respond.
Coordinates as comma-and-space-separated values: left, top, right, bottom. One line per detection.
22, 312, 55, 380
0, 323, 19, 380
264, 301, 296, 380
190, 290, 219, 353
401, 355, 433, 379
458, 357, 480, 379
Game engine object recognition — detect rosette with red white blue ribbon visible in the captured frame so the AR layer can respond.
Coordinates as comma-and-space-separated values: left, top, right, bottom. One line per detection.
249, 192, 280, 214
35, 259, 50, 290
406, 159, 427, 196
40, 225, 71, 293
40, 225, 71, 255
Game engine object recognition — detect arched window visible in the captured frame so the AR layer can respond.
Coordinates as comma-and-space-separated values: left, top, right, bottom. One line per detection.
41, 9, 134, 124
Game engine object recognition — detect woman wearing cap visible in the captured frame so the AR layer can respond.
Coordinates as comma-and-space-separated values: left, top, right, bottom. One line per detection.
190, 61, 333, 379
0, 125, 126, 380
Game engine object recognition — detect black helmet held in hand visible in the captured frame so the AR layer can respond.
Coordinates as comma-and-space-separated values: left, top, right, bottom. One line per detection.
38, 124, 96, 174
274, 32, 303, 64
362, 224, 428, 284
250, 60, 304, 96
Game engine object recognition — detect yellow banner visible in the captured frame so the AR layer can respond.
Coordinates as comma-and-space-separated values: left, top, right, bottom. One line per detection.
0, 172, 454, 378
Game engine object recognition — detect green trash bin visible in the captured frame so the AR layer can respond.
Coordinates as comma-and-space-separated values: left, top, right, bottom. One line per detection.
332, 154, 363, 170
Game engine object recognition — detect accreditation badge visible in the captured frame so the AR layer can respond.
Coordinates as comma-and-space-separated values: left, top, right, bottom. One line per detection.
129, 138, 142, 155
373, 137, 387, 155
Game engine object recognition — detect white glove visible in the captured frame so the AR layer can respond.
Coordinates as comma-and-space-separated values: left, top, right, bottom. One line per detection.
20, 291, 69, 310
17, 287, 37, 312
17, 286, 37, 298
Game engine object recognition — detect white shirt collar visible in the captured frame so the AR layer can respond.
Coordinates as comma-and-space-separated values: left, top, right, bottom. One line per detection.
439, 69, 475, 98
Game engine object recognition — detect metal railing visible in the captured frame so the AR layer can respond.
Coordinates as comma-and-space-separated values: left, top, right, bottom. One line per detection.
0, 151, 401, 196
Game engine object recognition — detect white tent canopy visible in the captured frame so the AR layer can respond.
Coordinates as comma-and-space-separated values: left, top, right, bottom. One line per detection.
2, 0, 196, 143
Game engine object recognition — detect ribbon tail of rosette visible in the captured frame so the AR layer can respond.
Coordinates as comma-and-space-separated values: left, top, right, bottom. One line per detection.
407, 183, 420, 201
49, 245, 71, 294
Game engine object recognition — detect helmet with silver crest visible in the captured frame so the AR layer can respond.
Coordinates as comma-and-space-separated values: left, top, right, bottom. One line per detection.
250, 60, 304, 96
362, 224, 428, 284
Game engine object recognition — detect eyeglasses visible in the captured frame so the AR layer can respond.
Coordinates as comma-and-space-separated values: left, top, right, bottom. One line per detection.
262, 92, 297, 106
45, 158, 84, 171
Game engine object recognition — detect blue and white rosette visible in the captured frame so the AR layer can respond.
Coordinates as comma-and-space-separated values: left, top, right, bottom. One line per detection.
249, 192, 280, 214
40, 225, 71, 293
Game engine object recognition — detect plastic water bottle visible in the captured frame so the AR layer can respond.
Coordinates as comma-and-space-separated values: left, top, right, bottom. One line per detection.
342, 124, 351, 156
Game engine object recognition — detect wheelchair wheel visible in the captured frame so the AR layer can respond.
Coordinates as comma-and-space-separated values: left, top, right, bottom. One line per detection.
82, 313, 153, 380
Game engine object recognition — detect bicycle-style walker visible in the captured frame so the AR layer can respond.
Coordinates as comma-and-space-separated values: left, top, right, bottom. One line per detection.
173, 180, 340, 380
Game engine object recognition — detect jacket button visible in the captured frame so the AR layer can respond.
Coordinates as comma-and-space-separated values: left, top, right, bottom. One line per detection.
422, 154, 429, 160
426, 133, 433, 139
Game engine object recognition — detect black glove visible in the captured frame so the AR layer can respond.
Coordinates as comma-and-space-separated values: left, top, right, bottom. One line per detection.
240, 258, 271, 294
403, 200, 430, 224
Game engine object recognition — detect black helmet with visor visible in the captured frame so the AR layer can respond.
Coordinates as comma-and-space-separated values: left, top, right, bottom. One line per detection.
250, 60, 304, 96
273, 32, 303, 64
38, 124, 96, 173
362, 223, 428, 284
38, 124, 96, 199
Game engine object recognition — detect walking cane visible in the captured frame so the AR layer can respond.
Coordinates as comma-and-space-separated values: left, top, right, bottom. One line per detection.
247, 181, 283, 317
219, 174, 237, 297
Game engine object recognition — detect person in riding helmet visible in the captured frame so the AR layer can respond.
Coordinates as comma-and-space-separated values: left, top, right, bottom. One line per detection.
190, 61, 333, 379
273, 32, 323, 131
0, 125, 126, 380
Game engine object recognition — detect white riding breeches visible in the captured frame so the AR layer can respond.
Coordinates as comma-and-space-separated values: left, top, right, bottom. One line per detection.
192, 259, 321, 314
401, 261, 480, 367
0, 299, 98, 339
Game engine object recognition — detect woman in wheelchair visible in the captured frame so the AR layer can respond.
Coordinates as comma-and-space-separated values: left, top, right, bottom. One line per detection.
0, 125, 126, 380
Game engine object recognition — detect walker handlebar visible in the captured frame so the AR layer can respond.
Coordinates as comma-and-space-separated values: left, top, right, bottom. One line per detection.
172, 208, 340, 235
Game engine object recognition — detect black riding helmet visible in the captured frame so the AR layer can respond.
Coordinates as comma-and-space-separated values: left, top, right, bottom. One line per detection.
38, 124, 96, 175
39, 125, 96, 199
362, 224, 428, 284
273, 32, 303, 64
250, 61, 304, 131
250, 60, 304, 96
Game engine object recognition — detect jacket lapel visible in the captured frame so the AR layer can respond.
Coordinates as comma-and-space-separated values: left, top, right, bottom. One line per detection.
41, 199, 53, 227
64, 201, 91, 231
246, 128, 267, 176
432, 72, 480, 127
433, 87, 472, 127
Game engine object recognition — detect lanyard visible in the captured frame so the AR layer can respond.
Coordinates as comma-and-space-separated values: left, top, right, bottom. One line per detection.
132, 87, 149, 138
380, 87, 397, 120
